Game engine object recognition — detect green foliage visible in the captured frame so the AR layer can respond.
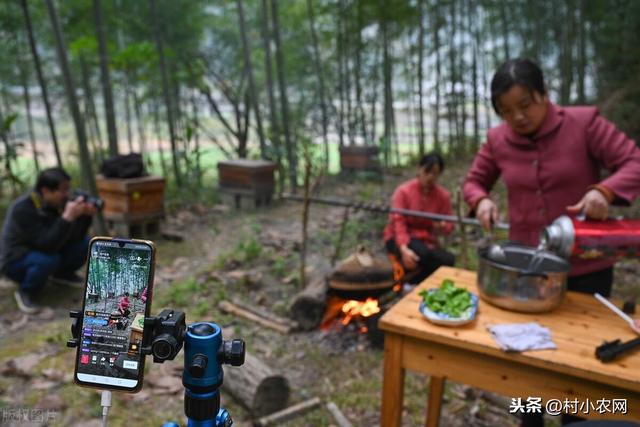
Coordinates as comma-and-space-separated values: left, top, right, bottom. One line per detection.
155, 277, 202, 308
2, 0, 640, 208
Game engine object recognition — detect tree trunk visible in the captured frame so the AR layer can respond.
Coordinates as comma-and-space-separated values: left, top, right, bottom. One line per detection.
237, 0, 266, 158
354, 0, 367, 143
499, 0, 510, 61
152, 100, 167, 176
481, 37, 493, 132
19, 61, 39, 173
270, 0, 297, 192
341, 0, 355, 145
20, 0, 63, 168
150, 0, 181, 185
401, 36, 417, 151
469, 0, 479, 153
417, 0, 426, 156
132, 87, 148, 162
576, 0, 587, 104
457, 0, 467, 155
300, 151, 311, 289
368, 41, 381, 146
79, 55, 105, 163
259, 0, 284, 191
306, 0, 330, 167
432, 1, 441, 153
336, 3, 346, 148
289, 277, 328, 330
447, 0, 458, 153
45, 0, 107, 234
381, 0, 393, 166
0, 99, 18, 195
93, 0, 119, 157
189, 90, 202, 190
559, 0, 576, 105
124, 83, 133, 152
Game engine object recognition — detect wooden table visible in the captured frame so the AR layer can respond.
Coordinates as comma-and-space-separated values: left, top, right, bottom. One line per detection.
379, 266, 640, 426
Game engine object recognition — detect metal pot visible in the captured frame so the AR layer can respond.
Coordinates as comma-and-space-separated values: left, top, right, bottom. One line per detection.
477, 243, 570, 313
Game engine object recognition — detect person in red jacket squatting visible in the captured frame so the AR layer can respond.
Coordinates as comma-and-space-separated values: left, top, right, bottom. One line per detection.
463, 58, 640, 427
384, 152, 455, 286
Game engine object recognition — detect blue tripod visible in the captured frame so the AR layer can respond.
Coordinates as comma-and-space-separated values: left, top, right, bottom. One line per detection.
162, 322, 245, 427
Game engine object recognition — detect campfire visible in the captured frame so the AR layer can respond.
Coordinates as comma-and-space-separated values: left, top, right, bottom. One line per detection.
341, 298, 381, 326
321, 296, 382, 332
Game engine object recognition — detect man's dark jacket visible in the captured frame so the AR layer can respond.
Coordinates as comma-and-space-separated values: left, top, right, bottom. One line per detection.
0, 192, 91, 273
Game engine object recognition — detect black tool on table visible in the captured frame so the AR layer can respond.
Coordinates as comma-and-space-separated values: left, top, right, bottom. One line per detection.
595, 336, 640, 362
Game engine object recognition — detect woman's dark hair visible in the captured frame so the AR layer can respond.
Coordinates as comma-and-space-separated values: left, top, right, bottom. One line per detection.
35, 167, 71, 192
490, 58, 546, 115
419, 152, 444, 173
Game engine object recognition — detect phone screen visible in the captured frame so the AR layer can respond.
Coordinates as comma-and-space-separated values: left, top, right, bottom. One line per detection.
75, 238, 154, 392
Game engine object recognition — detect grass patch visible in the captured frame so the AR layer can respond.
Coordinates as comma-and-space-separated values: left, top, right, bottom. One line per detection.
155, 277, 204, 308
0, 320, 68, 361
214, 235, 263, 269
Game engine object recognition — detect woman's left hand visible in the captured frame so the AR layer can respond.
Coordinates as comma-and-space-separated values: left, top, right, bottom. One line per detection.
566, 189, 609, 220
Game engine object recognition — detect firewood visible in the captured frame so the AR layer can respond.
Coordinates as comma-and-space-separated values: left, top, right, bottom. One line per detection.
289, 277, 328, 330
218, 300, 292, 334
253, 397, 322, 427
230, 297, 299, 331
223, 352, 290, 417
326, 401, 353, 427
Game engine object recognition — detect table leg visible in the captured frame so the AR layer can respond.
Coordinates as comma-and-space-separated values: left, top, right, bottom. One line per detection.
381, 333, 405, 427
425, 376, 445, 427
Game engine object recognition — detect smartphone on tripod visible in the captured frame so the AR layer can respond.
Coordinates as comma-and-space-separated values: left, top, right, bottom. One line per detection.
74, 237, 155, 392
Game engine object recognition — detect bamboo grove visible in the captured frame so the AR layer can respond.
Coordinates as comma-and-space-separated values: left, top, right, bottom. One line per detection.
0, 0, 638, 199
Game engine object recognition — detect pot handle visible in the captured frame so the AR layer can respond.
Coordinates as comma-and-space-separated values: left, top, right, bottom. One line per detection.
518, 270, 549, 280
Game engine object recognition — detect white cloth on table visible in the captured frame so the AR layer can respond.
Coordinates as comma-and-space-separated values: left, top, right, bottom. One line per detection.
487, 322, 557, 352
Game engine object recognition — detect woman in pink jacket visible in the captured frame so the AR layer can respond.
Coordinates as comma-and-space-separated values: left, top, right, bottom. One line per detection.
463, 58, 640, 427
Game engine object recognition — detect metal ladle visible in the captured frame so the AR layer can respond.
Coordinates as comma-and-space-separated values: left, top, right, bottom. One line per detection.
487, 243, 507, 264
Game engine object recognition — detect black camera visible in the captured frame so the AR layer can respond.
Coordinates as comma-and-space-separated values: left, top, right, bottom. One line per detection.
72, 189, 105, 211
143, 309, 186, 363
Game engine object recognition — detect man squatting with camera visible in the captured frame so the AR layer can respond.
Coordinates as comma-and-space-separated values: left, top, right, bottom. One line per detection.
0, 167, 98, 314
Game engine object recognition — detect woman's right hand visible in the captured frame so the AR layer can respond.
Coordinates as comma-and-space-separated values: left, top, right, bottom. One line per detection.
400, 245, 420, 270
476, 198, 499, 231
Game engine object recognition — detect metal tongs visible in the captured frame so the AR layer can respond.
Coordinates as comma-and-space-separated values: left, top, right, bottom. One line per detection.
594, 293, 640, 362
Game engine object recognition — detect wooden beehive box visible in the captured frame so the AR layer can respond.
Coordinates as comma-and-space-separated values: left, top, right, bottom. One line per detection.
340, 145, 381, 172
95, 175, 165, 222
217, 159, 276, 195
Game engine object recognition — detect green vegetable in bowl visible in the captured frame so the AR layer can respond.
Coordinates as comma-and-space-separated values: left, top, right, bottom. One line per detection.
419, 279, 472, 318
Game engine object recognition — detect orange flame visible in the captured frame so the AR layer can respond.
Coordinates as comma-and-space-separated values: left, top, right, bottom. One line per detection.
341, 298, 381, 325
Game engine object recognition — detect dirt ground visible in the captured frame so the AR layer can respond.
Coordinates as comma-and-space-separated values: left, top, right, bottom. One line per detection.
1, 158, 639, 427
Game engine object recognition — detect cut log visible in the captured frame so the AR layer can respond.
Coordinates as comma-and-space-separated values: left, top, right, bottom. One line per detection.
254, 397, 322, 427
231, 297, 299, 331
218, 301, 292, 334
289, 277, 328, 330
222, 352, 290, 417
